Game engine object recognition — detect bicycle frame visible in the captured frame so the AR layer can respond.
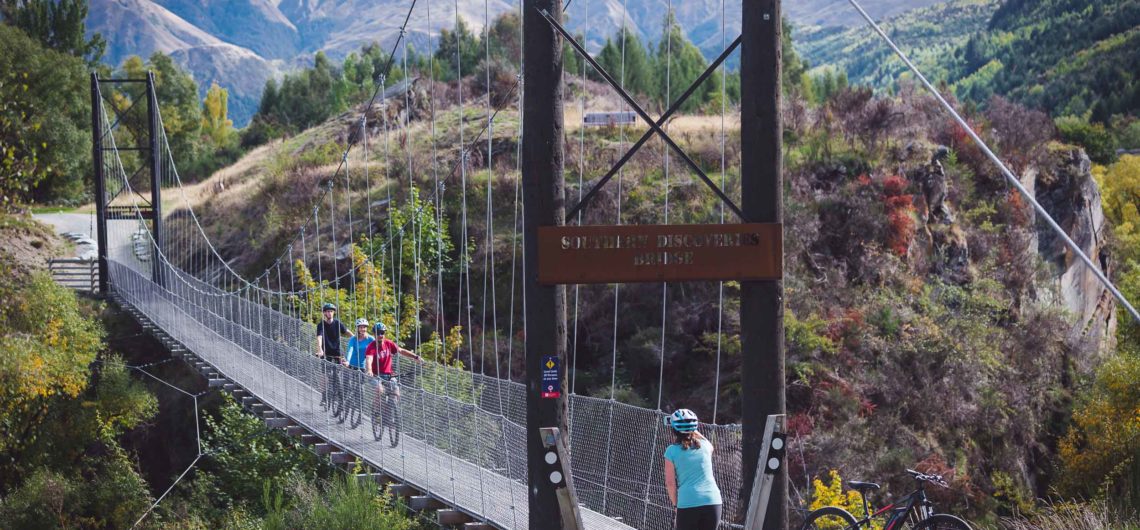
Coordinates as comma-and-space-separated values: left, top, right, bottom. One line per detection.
850, 487, 931, 530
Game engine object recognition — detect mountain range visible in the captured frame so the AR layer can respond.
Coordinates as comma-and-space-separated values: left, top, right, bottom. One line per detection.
87, 0, 942, 125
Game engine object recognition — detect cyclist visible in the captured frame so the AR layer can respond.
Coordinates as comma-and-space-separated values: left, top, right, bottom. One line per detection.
663, 408, 722, 530
365, 322, 423, 402
315, 303, 350, 406
345, 318, 375, 371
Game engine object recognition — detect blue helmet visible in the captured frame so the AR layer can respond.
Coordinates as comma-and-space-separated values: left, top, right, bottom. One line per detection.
665, 409, 699, 433
322, 303, 337, 312
373, 322, 387, 335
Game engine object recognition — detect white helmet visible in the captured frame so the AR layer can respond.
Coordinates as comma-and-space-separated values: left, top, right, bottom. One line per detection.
664, 409, 699, 433
355, 318, 369, 328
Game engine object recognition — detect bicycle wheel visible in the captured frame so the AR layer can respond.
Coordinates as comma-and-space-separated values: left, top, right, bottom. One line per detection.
347, 383, 362, 429
799, 506, 858, 530
385, 395, 400, 448
329, 371, 343, 419
912, 514, 972, 530
371, 394, 383, 441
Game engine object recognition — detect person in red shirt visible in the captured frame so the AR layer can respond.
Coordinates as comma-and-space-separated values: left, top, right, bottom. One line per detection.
365, 322, 423, 401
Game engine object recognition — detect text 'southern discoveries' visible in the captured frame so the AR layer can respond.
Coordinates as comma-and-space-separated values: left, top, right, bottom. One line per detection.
560, 232, 763, 267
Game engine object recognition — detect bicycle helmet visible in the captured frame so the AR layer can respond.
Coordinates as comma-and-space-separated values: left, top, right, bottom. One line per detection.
322, 303, 337, 312
665, 409, 699, 433
354, 317, 369, 328
373, 322, 387, 335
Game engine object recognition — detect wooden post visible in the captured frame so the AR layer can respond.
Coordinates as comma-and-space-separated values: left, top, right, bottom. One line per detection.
90, 73, 109, 295
146, 72, 164, 287
744, 415, 786, 529
522, 0, 573, 527
740, 1, 786, 529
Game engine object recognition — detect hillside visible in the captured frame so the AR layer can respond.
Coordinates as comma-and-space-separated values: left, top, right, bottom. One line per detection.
796, 0, 1000, 89
951, 0, 1140, 120
798, 0, 1140, 122
87, 0, 944, 126
160, 66, 1134, 519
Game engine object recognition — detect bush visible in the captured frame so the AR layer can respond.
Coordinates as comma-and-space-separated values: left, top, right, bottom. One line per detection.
265, 475, 423, 530
1056, 116, 1117, 164
1059, 352, 1140, 507
809, 470, 880, 530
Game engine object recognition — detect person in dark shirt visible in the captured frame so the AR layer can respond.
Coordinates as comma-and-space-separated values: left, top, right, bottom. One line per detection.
315, 303, 350, 407
316, 302, 351, 361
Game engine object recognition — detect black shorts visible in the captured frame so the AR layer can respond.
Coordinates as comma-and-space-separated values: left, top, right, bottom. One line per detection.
675, 504, 721, 530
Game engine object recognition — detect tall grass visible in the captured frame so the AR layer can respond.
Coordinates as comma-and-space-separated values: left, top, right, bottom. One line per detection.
998, 500, 1140, 530
262, 474, 425, 530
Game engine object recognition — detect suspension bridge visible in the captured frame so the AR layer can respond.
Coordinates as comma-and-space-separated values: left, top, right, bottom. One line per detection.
60, 0, 1140, 528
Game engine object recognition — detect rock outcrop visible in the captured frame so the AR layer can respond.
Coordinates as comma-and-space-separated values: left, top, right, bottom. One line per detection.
1023, 145, 1117, 348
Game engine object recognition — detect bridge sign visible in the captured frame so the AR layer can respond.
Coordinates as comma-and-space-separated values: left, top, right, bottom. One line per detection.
541, 355, 561, 398
537, 224, 782, 284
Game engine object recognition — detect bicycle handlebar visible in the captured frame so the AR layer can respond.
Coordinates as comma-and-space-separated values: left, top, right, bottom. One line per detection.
906, 469, 950, 488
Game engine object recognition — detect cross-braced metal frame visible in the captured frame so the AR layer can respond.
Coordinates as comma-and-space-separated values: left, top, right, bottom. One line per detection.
536, 9, 746, 222
91, 72, 164, 291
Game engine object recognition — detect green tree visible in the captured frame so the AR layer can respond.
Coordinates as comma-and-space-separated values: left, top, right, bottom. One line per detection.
0, 0, 105, 65
782, 17, 809, 96
0, 69, 44, 209
435, 17, 481, 81
594, 30, 653, 99
114, 52, 207, 179
1057, 115, 1117, 164
487, 11, 522, 66
201, 82, 237, 150
653, 10, 719, 112
0, 25, 90, 205
1093, 155, 1140, 345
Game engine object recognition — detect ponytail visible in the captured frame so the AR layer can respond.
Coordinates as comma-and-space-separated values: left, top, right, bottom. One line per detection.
675, 430, 700, 451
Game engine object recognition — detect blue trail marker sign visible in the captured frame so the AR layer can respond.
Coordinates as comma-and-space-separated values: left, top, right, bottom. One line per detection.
541, 355, 561, 398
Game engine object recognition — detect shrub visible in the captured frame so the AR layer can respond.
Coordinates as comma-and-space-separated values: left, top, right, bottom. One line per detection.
809, 470, 881, 530
1056, 116, 1117, 164
882, 175, 916, 258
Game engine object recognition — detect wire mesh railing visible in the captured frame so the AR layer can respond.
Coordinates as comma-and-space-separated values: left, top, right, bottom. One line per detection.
107, 252, 747, 529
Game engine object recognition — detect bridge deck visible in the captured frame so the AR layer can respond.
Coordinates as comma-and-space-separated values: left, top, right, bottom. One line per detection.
110, 261, 635, 530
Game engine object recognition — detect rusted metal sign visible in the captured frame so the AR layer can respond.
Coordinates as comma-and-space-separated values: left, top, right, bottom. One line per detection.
537, 223, 782, 284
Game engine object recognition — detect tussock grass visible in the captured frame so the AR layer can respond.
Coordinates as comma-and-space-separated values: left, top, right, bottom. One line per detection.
997, 500, 1140, 530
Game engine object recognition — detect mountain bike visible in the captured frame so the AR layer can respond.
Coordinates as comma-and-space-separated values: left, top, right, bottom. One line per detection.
341, 367, 367, 429
320, 357, 344, 418
799, 469, 972, 530
370, 373, 402, 447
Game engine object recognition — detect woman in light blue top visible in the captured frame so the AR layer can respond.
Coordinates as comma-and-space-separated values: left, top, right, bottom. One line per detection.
344, 318, 375, 370
663, 408, 722, 530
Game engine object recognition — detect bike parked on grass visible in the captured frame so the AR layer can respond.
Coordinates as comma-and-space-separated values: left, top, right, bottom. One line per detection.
799, 469, 972, 530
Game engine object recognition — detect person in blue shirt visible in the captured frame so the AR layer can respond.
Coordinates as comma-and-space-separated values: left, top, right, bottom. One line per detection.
663, 408, 722, 530
344, 318, 375, 371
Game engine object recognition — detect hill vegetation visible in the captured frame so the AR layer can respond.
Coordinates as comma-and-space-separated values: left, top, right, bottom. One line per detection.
795, 0, 1000, 91
798, 0, 1140, 138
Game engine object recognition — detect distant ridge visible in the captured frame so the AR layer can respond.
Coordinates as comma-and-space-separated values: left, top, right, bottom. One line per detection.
87, 0, 943, 126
